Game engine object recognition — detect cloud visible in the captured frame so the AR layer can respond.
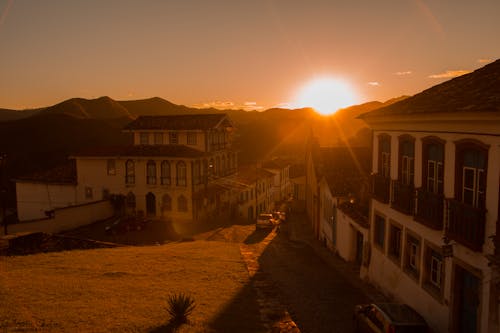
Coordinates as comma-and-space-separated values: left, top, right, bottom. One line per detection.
428, 70, 471, 79
394, 71, 412, 76
367, 81, 380, 86
478, 59, 492, 64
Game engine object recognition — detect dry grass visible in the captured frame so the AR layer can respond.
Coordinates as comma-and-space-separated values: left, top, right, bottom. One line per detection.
0, 240, 258, 332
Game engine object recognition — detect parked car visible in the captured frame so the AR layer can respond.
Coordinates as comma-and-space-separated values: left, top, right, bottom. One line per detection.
273, 211, 287, 222
353, 303, 429, 333
256, 213, 278, 230
105, 216, 151, 235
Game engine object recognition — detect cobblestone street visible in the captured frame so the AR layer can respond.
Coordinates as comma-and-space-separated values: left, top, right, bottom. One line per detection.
252, 212, 387, 333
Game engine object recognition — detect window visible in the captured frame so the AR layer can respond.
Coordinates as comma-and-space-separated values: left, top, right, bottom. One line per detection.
107, 159, 116, 175
85, 187, 93, 199
178, 195, 188, 212
160, 161, 171, 185
423, 244, 444, 298
455, 140, 488, 208
169, 132, 178, 144
378, 135, 391, 178
423, 138, 444, 194
125, 160, 135, 184
146, 160, 156, 185
162, 194, 172, 211
140, 132, 149, 145
176, 161, 187, 186
404, 233, 421, 279
374, 214, 386, 249
388, 223, 402, 262
187, 133, 197, 145
399, 136, 415, 186
154, 133, 163, 145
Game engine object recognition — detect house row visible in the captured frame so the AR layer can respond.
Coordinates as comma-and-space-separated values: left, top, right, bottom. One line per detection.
305, 59, 500, 333
13, 114, 291, 231
305, 136, 371, 275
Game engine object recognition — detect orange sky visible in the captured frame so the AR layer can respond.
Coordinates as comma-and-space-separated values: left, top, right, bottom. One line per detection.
0, 0, 499, 110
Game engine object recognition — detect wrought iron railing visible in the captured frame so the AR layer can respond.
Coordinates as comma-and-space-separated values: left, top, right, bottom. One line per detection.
446, 199, 486, 252
414, 189, 444, 230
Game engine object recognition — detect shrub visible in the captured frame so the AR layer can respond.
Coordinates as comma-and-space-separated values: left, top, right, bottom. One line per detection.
167, 293, 196, 324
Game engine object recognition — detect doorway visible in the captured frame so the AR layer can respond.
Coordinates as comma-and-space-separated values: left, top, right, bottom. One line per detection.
146, 192, 156, 216
452, 264, 480, 333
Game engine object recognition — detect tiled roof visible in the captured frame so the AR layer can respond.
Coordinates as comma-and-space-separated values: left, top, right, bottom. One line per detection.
16, 160, 76, 184
73, 145, 207, 158
323, 172, 368, 197
360, 59, 500, 118
124, 114, 232, 130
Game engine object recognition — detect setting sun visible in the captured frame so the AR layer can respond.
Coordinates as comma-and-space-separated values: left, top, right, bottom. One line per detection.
292, 77, 359, 115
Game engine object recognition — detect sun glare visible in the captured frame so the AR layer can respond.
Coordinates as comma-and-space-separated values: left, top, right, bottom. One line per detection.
293, 77, 359, 115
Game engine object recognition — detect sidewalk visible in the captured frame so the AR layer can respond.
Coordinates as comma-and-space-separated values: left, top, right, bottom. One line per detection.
286, 211, 388, 303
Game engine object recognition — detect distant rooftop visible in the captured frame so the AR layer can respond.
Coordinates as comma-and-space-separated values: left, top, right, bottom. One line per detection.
360, 59, 500, 118
124, 114, 232, 131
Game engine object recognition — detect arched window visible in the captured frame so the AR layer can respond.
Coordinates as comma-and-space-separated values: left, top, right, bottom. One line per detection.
162, 194, 172, 211
146, 160, 156, 185
146, 192, 156, 216
398, 135, 415, 186
178, 195, 188, 212
161, 161, 171, 185
455, 140, 488, 208
193, 160, 201, 185
176, 161, 187, 186
126, 192, 136, 208
125, 160, 135, 184
422, 137, 445, 194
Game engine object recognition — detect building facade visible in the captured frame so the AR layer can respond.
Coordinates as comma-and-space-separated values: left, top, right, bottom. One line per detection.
360, 59, 500, 333
73, 114, 238, 224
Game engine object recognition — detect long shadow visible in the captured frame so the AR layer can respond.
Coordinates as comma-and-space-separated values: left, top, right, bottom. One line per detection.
243, 228, 272, 244
207, 210, 374, 333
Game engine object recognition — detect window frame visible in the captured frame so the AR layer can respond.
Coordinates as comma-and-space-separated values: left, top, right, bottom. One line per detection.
160, 160, 171, 185
146, 160, 157, 185
378, 134, 391, 178
423, 241, 444, 300
125, 159, 135, 185
169, 132, 179, 144
176, 161, 187, 186
422, 136, 445, 194
398, 135, 415, 186
403, 231, 421, 281
388, 221, 403, 264
139, 132, 149, 145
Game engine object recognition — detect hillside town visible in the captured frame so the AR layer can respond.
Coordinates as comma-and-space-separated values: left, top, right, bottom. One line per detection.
1, 59, 499, 332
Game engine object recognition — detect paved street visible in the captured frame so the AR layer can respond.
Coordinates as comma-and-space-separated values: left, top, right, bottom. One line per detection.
253, 212, 386, 333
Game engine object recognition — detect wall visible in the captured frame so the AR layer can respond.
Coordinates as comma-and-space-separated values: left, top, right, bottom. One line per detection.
3, 200, 113, 236
16, 182, 78, 221
336, 208, 369, 277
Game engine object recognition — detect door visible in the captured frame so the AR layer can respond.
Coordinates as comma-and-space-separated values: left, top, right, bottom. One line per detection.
146, 192, 156, 216
453, 265, 480, 333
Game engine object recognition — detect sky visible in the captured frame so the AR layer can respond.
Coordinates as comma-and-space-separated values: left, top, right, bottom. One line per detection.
0, 0, 499, 110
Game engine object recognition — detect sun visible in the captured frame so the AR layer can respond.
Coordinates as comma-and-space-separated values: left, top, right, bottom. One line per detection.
292, 77, 359, 115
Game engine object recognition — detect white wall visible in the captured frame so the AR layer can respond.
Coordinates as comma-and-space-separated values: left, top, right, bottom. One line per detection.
16, 182, 78, 221
4, 200, 113, 236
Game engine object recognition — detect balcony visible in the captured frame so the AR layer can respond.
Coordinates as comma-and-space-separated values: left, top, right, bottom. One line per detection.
414, 189, 444, 230
371, 174, 390, 204
446, 199, 486, 252
391, 180, 414, 215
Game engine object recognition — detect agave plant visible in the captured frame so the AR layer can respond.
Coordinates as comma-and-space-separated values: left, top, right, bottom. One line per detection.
167, 293, 196, 324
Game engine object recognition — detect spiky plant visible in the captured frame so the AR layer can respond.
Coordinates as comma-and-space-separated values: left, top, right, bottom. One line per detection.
167, 293, 196, 324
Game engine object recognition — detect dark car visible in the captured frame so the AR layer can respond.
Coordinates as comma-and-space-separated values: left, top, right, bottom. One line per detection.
353, 303, 429, 333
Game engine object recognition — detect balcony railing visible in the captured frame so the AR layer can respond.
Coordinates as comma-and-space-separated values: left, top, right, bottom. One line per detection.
446, 199, 486, 252
391, 180, 414, 215
371, 174, 390, 204
414, 189, 444, 230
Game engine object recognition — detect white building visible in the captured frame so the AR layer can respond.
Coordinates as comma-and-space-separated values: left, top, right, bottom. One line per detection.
359, 59, 500, 333
71, 114, 237, 224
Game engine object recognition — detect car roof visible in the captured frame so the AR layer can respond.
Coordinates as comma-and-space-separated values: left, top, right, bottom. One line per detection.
373, 303, 427, 325
259, 213, 273, 217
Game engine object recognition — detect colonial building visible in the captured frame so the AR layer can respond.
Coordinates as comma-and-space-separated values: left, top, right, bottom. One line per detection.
359, 59, 500, 333
73, 114, 237, 224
